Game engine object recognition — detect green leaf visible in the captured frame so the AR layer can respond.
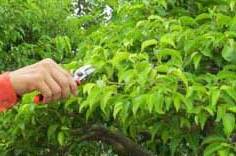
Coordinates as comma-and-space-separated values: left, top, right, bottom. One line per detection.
168, 68, 188, 88
160, 34, 176, 48
48, 124, 58, 141
218, 71, 236, 80
87, 86, 101, 110
203, 143, 224, 156
223, 65, 236, 72
148, 15, 163, 21
112, 52, 130, 67
222, 113, 235, 137
156, 49, 182, 65
210, 88, 221, 107
21, 92, 38, 104
180, 117, 191, 128
147, 94, 155, 113
113, 102, 123, 119
161, 130, 169, 144
63, 36, 72, 55
156, 64, 170, 73
173, 93, 181, 112
228, 106, 236, 113
63, 61, 78, 70
202, 135, 226, 145
216, 14, 232, 28
100, 86, 117, 114
154, 92, 164, 114
57, 131, 65, 146
141, 39, 158, 51
216, 105, 226, 122
170, 137, 182, 156
225, 31, 236, 39
83, 83, 96, 95
198, 112, 208, 130
132, 95, 147, 115
218, 149, 230, 156
118, 69, 137, 83
164, 96, 172, 111
203, 106, 214, 116
79, 100, 89, 113
222, 39, 236, 63
221, 86, 236, 102
191, 52, 202, 69
180, 16, 196, 26
195, 13, 212, 24
136, 20, 147, 28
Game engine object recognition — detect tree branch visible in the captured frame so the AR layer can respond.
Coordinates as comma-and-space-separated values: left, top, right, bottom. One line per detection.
72, 125, 153, 156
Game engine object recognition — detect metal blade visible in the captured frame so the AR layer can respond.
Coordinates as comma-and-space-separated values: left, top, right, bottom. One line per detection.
73, 65, 95, 81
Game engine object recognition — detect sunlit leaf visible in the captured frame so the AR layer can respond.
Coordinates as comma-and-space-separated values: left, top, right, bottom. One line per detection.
141, 39, 158, 51
223, 113, 235, 137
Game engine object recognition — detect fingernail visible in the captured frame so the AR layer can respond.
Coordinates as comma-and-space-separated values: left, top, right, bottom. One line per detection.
43, 98, 47, 104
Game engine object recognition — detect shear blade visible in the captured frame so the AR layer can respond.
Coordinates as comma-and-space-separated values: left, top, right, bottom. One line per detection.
74, 65, 95, 81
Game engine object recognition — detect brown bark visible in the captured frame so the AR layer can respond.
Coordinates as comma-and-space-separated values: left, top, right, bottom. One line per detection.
73, 125, 153, 156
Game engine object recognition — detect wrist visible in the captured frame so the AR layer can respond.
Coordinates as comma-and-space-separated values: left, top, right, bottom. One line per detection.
8, 71, 24, 96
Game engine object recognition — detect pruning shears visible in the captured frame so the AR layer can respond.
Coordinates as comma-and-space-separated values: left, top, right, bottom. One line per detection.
34, 65, 95, 104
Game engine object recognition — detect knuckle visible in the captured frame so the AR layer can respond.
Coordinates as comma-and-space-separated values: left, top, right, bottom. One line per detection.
66, 73, 72, 79
61, 80, 68, 87
54, 87, 62, 95
71, 81, 77, 89
44, 58, 54, 63
34, 73, 44, 81
46, 92, 53, 98
43, 91, 53, 99
44, 89, 52, 97
61, 89, 68, 97
42, 58, 55, 66
68, 77, 74, 85
65, 71, 72, 77
38, 68, 46, 75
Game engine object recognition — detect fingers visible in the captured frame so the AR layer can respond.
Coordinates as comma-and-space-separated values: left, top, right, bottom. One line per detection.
44, 74, 62, 102
34, 58, 77, 103
45, 60, 77, 96
69, 78, 77, 96
55, 66, 77, 96
36, 82, 52, 103
50, 69, 71, 99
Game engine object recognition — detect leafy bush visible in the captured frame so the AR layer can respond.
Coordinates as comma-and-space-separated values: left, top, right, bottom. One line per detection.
1, 0, 236, 156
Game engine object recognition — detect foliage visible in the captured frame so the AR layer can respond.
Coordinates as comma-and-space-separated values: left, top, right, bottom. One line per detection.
1, 0, 236, 156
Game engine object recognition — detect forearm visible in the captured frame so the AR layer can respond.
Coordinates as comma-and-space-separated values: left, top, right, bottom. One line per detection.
0, 73, 18, 112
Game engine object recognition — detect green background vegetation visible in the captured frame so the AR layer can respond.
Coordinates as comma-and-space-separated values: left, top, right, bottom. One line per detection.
1, 0, 236, 155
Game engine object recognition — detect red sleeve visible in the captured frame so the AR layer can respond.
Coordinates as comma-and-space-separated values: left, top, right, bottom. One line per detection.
0, 73, 18, 112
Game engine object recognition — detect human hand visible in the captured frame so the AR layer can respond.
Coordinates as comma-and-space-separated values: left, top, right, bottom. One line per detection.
9, 58, 77, 103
